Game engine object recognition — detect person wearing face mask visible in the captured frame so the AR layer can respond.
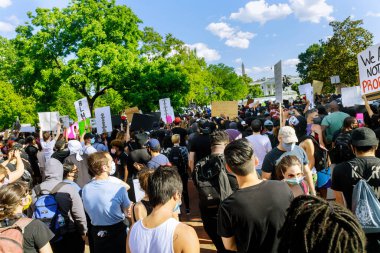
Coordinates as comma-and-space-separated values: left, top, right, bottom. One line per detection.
262, 126, 316, 196
82, 152, 132, 253
305, 109, 325, 147
80, 133, 97, 155
63, 162, 81, 194
110, 139, 129, 181
64, 140, 91, 188
0, 181, 54, 253
128, 166, 199, 253
31, 158, 87, 253
276, 155, 309, 197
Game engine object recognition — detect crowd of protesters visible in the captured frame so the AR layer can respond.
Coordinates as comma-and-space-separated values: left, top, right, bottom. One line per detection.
1, 92, 380, 252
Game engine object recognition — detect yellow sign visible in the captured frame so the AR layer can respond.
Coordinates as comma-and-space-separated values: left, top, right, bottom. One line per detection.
312, 80, 324, 95
211, 101, 238, 119
125, 107, 140, 122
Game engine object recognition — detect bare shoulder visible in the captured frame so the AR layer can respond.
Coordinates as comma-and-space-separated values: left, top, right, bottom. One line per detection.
173, 223, 199, 253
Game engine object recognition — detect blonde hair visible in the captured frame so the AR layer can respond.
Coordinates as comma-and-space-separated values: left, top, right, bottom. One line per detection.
171, 134, 180, 144
0, 182, 29, 220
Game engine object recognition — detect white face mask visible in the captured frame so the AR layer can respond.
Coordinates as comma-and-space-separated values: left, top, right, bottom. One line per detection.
110, 161, 116, 176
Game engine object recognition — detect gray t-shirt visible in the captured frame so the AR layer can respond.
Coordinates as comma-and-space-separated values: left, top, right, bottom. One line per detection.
147, 154, 170, 169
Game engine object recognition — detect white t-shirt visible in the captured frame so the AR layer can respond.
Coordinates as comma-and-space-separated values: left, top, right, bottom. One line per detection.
246, 134, 272, 170
40, 140, 56, 162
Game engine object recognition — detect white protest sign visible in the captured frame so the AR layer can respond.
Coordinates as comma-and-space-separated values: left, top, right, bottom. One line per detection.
274, 61, 283, 103
341, 86, 363, 107
298, 83, 311, 95
304, 84, 314, 108
133, 179, 145, 202
20, 124, 36, 133
38, 112, 60, 131
59, 116, 70, 129
90, 118, 97, 128
74, 97, 91, 121
358, 43, 380, 97
95, 106, 112, 133
159, 98, 175, 123
330, 76, 340, 84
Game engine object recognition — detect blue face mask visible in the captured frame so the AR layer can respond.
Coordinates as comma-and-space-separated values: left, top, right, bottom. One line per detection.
284, 176, 304, 186
110, 162, 116, 176
282, 142, 295, 152
173, 201, 182, 212
90, 138, 95, 144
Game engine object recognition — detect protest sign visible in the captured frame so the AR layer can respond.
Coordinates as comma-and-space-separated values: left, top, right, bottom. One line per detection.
298, 83, 311, 95
74, 97, 91, 121
95, 106, 112, 133
305, 84, 314, 108
341, 86, 363, 107
125, 107, 140, 122
312, 80, 324, 95
66, 122, 78, 139
211, 101, 238, 119
59, 116, 70, 129
133, 179, 145, 202
20, 124, 36, 133
274, 60, 283, 103
90, 118, 97, 128
159, 98, 175, 123
130, 114, 156, 131
358, 43, 380, 100
38, 112, 59, 131
78, 118, 91, 136
330, 76, 340, 84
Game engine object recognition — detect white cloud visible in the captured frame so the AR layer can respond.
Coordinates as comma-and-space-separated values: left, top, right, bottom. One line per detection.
283, 58, 300, 67
290, 0, 334, 23
186, 43, 221, 62
366, 12, 380, 17
6, 15, 20, 25
0, 21, 14, 32
230, 0, 292, 24
252, 66, 272, 73
0, 0, 11, 8
206, 22, 256, 49
235, 58, 243, 64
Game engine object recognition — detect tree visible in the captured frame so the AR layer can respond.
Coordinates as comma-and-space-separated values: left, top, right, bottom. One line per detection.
248, 84, 264, 98
296, 43, 324, 83
12, 0, 142, 113
0, 36, 16, 82
0, 81, 37, 130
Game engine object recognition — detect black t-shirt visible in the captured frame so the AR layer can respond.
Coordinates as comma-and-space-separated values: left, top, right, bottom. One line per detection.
217, 180, 293, 253
0, 218, 54, 253
172, 127, 188, 146
332, 157, 380, 208
189, 133, 211, 164
115, 152, 128, 180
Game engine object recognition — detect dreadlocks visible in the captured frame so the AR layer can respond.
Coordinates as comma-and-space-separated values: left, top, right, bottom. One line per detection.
279, 195, 366, 253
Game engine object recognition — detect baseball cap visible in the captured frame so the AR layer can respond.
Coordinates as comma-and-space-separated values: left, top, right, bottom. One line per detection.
84, 133, 94, 140
351, 127, 379, 147
264, 120, 273, 126
146, 138, 161, 151
174, 117, 182, 124
279, 126, 298, 143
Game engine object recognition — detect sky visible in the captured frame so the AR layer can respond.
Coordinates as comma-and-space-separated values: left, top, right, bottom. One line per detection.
0, 0, 379, 80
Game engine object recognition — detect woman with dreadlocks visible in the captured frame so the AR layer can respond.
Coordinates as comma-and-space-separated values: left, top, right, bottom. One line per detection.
279, 195, 366, 253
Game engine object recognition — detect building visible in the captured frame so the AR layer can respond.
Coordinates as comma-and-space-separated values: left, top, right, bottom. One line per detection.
253, 75, 301, 96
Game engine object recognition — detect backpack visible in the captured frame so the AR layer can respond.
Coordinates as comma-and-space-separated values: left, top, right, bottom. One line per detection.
192, 154, 233, 208
265, 132, 277, 149
168, 146, 186, 175
303, 135, 328, 172
329, 131, 355, 164
0, 218, 32, 253
351, 163, 380, 233
32, 182, 67, 242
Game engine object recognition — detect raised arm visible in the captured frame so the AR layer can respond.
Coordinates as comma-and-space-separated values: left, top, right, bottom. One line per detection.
362, 94, 374, 118
53, 122, 62, 142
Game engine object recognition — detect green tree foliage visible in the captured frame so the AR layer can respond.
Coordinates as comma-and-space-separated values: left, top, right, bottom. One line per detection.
248, 84, 264, 98
0, 36, 16, 82
0, 81, 37, 130
49, 84, 82, 120
94, 88, 129, 115
12, 0, 142, 113
296, 17, 373, 91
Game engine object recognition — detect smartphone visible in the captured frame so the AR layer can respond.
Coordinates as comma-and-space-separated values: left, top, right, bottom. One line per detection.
356, 113, 364, 128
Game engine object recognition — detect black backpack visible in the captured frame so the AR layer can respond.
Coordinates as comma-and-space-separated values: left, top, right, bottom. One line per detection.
303, 135, 328, 172
329, 131, 354, 164
192, 154, 233, 208
168, 146, 186, 175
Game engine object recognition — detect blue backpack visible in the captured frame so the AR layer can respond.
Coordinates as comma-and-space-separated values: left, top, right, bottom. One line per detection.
32, 182, 67, 242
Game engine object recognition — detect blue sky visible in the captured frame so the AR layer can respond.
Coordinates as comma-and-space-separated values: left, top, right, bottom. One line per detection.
0, 0, 379, 80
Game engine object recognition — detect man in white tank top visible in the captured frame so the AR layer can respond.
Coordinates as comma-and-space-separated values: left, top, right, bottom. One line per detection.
127, 166, 199, 253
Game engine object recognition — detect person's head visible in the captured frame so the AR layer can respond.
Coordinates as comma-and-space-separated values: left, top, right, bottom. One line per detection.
26, 136, 35, 145
278, 126, 298, 151
329, 100, 339, 112
351, 127, 379, 156
342, 116, 358, 131
0, 164, 9, 187
276, 155, 304, 183
305, 109, 319, 124
251, 119, 262, 133
63, 162, 78, 180
174, 117, 181, 126
42, 131, 51, 142
224, 138, 258, 176
146, 138, 161, 153
264, 120, 274, 131
148, 166, 183, 209
171, 134, 180, 145
225, 129, 242, 142
110, 139, 123, 155
84, 133, 95, 145
210, 130, 230, 147
116, 131, 126, 141
55, 140, 66, 151
278, 195, 366, 253
138, 168, 154, 194
88, 151, 114, 176
0, 182, 32, 220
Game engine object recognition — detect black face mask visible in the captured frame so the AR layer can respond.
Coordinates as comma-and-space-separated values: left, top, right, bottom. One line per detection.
313, 117, 322, 125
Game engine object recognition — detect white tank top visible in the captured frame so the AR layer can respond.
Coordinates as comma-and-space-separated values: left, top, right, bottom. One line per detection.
129, 218, 180, 253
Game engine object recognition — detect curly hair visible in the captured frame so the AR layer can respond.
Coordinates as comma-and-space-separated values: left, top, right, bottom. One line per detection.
278, 195, 366, 253
0, 181, 29, 220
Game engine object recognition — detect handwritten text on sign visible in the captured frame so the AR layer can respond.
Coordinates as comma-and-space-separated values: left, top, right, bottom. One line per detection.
95, 106, 112, 133
358, 43, 380, 95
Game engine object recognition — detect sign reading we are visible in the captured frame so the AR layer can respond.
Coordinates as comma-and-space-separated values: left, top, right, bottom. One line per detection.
358, 43, 380, 98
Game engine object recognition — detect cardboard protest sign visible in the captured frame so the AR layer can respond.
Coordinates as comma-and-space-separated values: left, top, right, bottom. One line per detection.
211, 101, 238, 119
159, 98, 175, 124
133, 179, 145, 202
312, 80, 324, 95
74, 97, 91, 121
20, 124, 36, 133
125, 107, 140, 122
38, 112, 60, 131
130, 113, 156, 131
274, 60, 283, 103
358, 43, 380, 100
95, 106, 112, 133
59, 116, 70, 129
78, 118, 91, 136
341, 86, 363, 107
